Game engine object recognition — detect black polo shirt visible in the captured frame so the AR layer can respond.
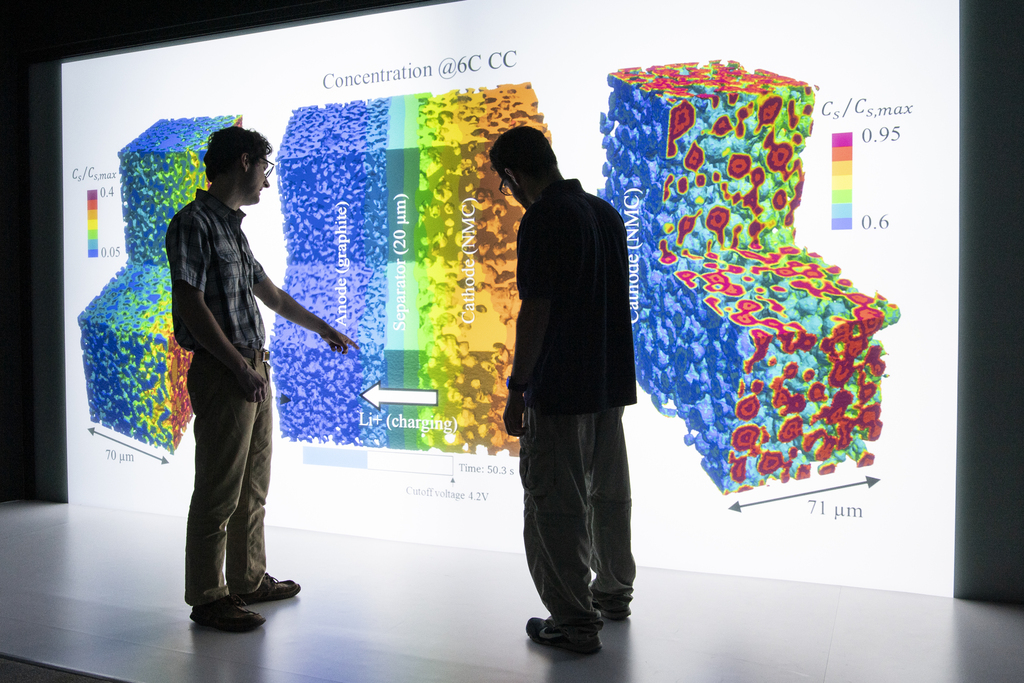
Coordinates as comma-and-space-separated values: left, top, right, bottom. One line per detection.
516, 179, 637, 414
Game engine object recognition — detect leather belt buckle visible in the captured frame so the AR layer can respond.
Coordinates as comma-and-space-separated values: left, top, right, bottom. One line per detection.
236, 346, 270, 363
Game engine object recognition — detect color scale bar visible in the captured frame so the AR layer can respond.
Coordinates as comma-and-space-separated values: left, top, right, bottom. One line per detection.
87, 190, 99, 257
831, 133, 852, 230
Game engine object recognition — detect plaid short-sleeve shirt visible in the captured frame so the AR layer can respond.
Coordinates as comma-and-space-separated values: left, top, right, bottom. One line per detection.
165, 189, 268, 352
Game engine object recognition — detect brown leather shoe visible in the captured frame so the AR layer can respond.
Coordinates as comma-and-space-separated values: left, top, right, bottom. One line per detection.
189, 595, 265, 632
235, 573, 301, 605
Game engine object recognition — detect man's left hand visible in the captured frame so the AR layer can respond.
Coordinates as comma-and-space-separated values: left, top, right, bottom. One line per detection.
320, 327, 359, 353
503, 389, 526, 437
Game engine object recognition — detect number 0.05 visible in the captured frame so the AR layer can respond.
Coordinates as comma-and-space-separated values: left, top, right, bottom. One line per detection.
100, 246, 122, 258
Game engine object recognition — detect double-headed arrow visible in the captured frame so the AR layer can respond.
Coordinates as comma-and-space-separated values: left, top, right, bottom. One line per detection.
729, 476, 879, 512
88, 427, 169, 465
360, 382, 438, 410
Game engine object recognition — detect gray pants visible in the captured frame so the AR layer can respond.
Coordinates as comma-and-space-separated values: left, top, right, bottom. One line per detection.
184, 349, 273, 606
519, 405, 636, 640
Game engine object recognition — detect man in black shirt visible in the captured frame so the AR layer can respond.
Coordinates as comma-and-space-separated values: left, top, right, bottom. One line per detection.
490, 126, 637, 654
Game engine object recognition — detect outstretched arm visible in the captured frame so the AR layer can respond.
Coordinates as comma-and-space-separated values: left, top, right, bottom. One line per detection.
252, 277, 359, 353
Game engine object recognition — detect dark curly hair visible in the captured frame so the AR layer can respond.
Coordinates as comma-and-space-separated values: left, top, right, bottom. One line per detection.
488, 125, 557, 182
203, 126, 273, 182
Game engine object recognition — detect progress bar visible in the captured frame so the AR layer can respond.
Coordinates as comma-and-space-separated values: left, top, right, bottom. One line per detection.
303, 446, 454, 477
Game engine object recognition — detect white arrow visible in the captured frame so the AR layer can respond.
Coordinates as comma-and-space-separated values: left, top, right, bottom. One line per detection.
360, 382, 439, 410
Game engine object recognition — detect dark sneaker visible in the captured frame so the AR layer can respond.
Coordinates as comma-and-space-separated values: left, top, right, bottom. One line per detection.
190, 595, 265, 632
526, 617, 602, 654
235, 573, 301, 605
592, 598, 631, 621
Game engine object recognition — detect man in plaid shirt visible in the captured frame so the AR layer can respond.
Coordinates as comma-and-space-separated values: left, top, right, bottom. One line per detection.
166, 126, 357, 632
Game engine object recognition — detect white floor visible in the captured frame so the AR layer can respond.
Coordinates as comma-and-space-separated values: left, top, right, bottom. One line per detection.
1, 502, 1023, 683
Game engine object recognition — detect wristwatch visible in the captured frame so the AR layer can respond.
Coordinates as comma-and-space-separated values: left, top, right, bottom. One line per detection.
506, 377, 528, 392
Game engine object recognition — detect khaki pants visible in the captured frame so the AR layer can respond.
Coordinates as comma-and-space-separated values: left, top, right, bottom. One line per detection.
520, 406, 636, 641
184, 349, 273, 606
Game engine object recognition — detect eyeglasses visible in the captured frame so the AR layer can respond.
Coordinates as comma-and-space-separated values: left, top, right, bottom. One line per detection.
262, 159, 275, 179
499, 177, 512, 196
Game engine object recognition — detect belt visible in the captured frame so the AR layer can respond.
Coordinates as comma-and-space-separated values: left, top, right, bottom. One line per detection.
235, 346, 270, 362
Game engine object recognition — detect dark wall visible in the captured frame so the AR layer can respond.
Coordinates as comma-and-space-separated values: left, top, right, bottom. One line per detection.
0, 3, 31, 501
955, 0, 1024, 602
29, 61, 67, 503
1, 0, 1021, 601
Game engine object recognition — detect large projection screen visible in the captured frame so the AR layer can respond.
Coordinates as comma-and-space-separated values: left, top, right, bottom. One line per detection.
60, 0, 959, 596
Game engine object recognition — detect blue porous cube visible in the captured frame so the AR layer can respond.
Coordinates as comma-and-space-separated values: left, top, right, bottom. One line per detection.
79, 115, 237, 452
272, 101, 391, 446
